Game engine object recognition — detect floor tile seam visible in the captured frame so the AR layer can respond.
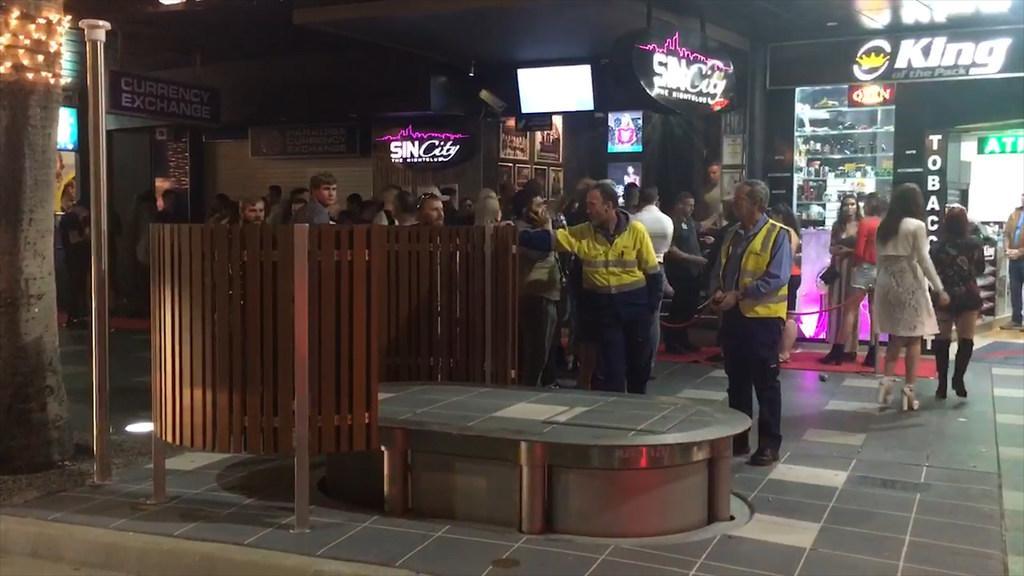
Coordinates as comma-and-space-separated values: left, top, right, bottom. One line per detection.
793, 458, 856, 576
617, 545, 702, 565
479, 536, 526, 576
916, 494, 1002, 512
597, 555, 693, 574
821, 520, 912, 539
45, 484, 157, 522
583, 545, 614, 576
810, 543, 993, 576
907, 535, 1007, 556
171, 496, 258, 537
399, 389, 487, 419
242, 514, 294, 545
749, 451, 792, 499
394, 525, 449, 567
896, 493, 920, 576
465, 391, 554, 426
686, 534, 720, 576
102, 476, 231, 526
629, 406, 677, 437
315, 515, 379, 557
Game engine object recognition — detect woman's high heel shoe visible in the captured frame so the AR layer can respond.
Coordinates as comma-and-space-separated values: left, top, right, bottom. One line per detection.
901, 384, 920, 412
878, 377, 897, 405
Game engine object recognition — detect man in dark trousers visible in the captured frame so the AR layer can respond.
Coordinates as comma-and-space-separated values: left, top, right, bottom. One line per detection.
710, 180, 791, 466
664, 193, 707, 353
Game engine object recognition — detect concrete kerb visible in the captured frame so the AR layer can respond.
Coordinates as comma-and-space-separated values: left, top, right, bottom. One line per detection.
0, 515, 419, 576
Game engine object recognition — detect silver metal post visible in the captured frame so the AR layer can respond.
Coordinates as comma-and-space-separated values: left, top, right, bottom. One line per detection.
293, 225, 311, 533
708, 438, 732, 523
519, 441, 546, 534
80, 19, 112, 484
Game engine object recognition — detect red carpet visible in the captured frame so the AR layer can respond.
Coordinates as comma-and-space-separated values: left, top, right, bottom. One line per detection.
658, 347, 937, 378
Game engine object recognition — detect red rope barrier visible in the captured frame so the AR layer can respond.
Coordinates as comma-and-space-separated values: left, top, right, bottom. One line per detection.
660, 295, 863, 328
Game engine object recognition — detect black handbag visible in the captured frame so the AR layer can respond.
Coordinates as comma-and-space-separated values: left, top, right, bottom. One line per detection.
819, 265, 840, 286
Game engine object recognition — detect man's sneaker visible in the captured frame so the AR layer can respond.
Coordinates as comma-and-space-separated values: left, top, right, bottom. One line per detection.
1001, 321, 1023, 330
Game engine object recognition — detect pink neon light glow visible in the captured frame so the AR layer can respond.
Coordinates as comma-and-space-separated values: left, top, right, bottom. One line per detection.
635, 32, 733, 72
377, 125, 470, 142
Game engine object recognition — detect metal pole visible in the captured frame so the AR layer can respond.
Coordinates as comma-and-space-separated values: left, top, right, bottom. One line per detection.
292, 225, 311, 533
519, 441, 546, 534
80, 19, 112, 484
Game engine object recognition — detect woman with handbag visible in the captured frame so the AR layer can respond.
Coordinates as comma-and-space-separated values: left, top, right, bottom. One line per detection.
875, 184, 950, 411
930, 206, 985, 399
819, 194, 862, 364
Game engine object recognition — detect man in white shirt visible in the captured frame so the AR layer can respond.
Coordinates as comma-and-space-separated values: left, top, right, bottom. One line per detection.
633, 187, 674, 368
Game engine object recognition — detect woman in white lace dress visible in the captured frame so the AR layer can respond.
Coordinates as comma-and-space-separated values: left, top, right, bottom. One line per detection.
874, 184, 950, 411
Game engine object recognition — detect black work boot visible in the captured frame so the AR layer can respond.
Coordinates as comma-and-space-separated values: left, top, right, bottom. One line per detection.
862, 345, 877, 368
952, 339, 974, 398
933, 338, 951, 400
818, 343, 844, 365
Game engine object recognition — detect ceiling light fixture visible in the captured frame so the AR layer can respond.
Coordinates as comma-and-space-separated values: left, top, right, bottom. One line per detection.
826, 21, 839, 26
124, 421, 154, 433
158, 0, 187, 5
468, 60, 475, 77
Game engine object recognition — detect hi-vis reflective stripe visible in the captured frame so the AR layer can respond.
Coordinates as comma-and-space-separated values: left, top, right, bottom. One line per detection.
581, 259, 639, 270
583, 278, 647, 294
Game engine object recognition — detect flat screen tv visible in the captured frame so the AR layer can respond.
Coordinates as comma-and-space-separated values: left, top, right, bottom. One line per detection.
517, 64, 594, 114
607, 162, 642, 199
57, 106, 78, 152
607, 111, 643, 153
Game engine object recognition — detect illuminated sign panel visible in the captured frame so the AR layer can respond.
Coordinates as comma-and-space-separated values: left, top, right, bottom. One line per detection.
376, 124, 475, 167
632, 31, 736, 112
978, 133, 1024, 154
848, 83, 895, 106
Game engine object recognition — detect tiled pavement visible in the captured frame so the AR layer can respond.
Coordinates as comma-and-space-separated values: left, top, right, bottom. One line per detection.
3, 331, 1021, 576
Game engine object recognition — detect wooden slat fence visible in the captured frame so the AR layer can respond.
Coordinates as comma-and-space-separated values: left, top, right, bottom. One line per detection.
150, 223, 517, 455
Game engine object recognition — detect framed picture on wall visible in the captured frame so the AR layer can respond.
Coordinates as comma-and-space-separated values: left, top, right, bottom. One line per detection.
500, 117, 529, 160
533, 114, 562, 163
721, 168, 744, 196
514, 164, 532, 189
548, 168, 563, 198
533, 166, 549, 195
498, 162, 514, 190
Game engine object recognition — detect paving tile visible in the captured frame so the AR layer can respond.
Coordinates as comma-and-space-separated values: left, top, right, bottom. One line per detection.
545, 406, 594, 423
841, 377, 882, 389
1007, 510, 1024, 533
492, 545, 598, 576
998, 413, 1024, 425
114, 505, 221, 536
1009, 556, 1024, 576
781, 453, 854, 472
919, 482, 1001, 508
802, 428, 866, 446
57, 497, 151, 527
399, 534, 512, 576
177, 510, 289, 544
607, 547, 697, 572
701, 369, 728, 379
320, 525, 433, 566
824, 505, 910, 536
1006, 489, 1024, 512
732, 474, 764, 497
913, 498, 1001, 529
703, 535, 806, 576
730, 514, 820, 548
442, 523, 521, 544
796, 549, 897, 576
851, 460, 924, 482
910, 516, 1003, 553
369, 515, 446, 534
756, 479, 838, 504
903, 538, 1004, 576
162, 452, 236, 471
590, 558, 682, 576
750, 494, 829, 523
813, 525, 905, 563
2, 493, 99, 520
249, 519, 365, 556
994, 367, 1024, 377
824, 400, 880, 413
768, 464, 848, 488
1002, 446, 1024, 459
922, 467, 1000, 489
676, 389, 728, 401
629, 538, 715, 562
833, 487, 916, 515
523, 536, 608, 556
786, 439, 863, 459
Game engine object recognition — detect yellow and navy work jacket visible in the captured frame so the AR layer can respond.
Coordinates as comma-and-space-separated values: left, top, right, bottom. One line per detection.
716, 216, 792, 321
519, 210, 662, 314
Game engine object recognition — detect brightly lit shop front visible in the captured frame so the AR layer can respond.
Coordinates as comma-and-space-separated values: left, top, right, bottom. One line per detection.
765, 24, 1024, 341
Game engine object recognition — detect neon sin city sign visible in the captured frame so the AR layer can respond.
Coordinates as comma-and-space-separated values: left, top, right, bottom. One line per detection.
633, 32, 735, 112
377, 125, 472, 165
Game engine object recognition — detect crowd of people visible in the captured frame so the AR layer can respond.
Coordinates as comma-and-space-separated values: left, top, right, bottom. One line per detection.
55, 166, 1024, 466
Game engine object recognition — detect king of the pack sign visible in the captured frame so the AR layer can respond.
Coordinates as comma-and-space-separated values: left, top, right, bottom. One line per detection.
632, 31, 736, 113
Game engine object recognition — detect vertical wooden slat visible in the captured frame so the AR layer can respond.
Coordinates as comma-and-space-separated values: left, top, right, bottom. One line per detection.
352, 227, 368, 450
230, 226, 244, 452
438, 230, 450, 382
319, 227, 337, 452
504, 227, 518, 385
453, 228, 468, 381
191, 226, 204, 448
244, 225, 261, 452
277, 226, 295, 454
203, 227, 214, 451
307, 229, 321, 455
214, 226, 230, 452
338, 228, 352, 450
180, 226, 193, 446
470, 226, 485, 382
397, 228, 410, 381
418, 228, 431, 381
151, 228, 162, 441
261, 226, 275, 452
387, 229, 399, 382
368, 226, 384, 448
165, 227, 176, 443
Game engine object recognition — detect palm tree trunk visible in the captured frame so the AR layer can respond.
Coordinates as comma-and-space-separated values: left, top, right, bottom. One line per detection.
0, 0, 72, 473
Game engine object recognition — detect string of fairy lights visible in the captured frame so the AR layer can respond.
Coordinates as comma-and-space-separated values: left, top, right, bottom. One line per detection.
0, 5, 73, 84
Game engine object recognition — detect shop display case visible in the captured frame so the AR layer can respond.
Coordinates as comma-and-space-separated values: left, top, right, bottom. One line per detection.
793, 84, 895, 228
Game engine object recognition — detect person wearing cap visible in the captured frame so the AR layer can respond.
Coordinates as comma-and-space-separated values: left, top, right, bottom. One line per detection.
518, 180, 662, 394
710, 179, 792, 466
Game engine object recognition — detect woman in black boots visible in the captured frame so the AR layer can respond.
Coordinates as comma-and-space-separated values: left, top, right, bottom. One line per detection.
931, 206, 985, 399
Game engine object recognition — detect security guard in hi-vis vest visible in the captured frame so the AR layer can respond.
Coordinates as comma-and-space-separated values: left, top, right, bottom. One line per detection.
710, 180, 792, 467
